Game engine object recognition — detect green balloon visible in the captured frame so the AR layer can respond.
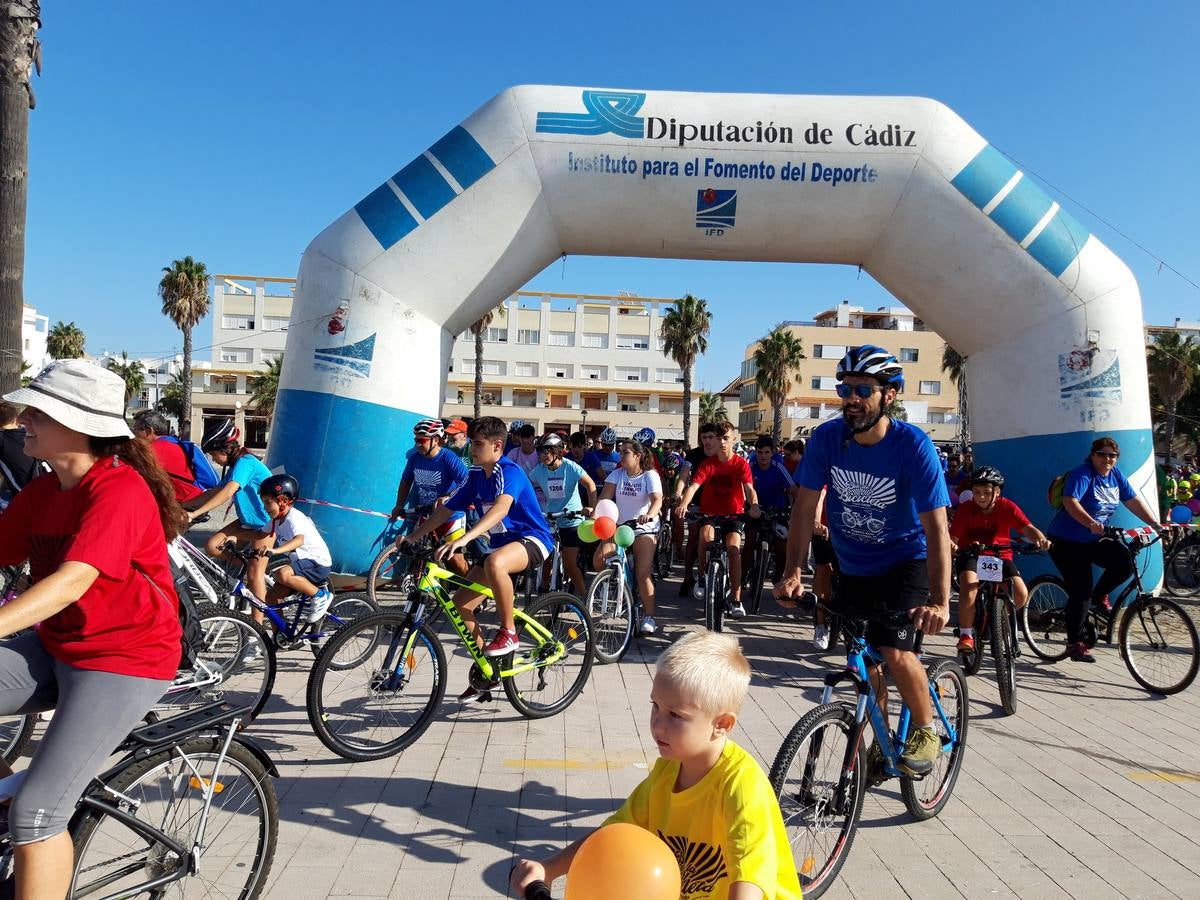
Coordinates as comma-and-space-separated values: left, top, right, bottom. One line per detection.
615, 525, 636, 548
577, 519, 598, 543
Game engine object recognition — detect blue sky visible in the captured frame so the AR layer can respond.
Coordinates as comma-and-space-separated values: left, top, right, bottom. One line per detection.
23, 1, 1200, 390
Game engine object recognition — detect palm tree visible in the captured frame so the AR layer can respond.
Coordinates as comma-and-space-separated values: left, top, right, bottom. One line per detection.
158, 256, 210, 440
248, 355, 284, 423
46, 320, 86, 359
0, 2, 41, 394
1147, 332, 1200, 460
753, 326, 806, 441
659, 294, 712, 449
942, 344, 969, 447
468, 301, 506, 420
698, 391, 729, 426
157, 371, 186, 421
106, 352, 145, 408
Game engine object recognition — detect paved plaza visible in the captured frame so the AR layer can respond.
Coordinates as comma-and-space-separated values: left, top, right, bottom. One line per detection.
232, 576, 1200, 900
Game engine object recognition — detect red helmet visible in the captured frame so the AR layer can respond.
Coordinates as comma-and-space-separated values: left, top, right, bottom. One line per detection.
413, 419, 444, 440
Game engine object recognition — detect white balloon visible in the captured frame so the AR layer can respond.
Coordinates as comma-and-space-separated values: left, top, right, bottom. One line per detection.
958, 489, 974, 504
595, 499, 619, 521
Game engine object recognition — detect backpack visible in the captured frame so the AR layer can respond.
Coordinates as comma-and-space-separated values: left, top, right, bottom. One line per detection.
1047, 470, 1072, 509
162, 436, 220, 491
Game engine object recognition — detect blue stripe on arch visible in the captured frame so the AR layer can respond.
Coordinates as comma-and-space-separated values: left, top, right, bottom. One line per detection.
1026, 207, 1091, 277
950, 144, 1017, 209
392, 155, 456, 220
429, 126, 494, 190
354, 183, 418, 250
989, 176, 1053, 243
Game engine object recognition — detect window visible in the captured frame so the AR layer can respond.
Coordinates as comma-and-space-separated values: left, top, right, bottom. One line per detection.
809, 406, 821, 418
220, 349, 252, 364
615, 366, 645, 382
655, 367, 683, 383
900, 348, 919, 362
261, 351, 281, 365
484, 327, 508, 343
515, 362, 537, 377
740, 383, 759, 404
810, 375, 838, 391
480, 360, 505, 376
263, 316, 290, 331
581, 365, 607, 381
548, 330, 574, 347
929, 411, 946, 424
548, 364, 572, 379
919, 380, 941, 395
659, 398, 684, 414
616, 335, 649, 350
222, 315, 254, 331
813, 344, 845, 360
512, 390, 537, 408
517, 328, 540, 345
582, 332, 608, 349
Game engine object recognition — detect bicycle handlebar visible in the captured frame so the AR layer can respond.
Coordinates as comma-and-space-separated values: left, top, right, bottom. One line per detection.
956, 542, 1046, 556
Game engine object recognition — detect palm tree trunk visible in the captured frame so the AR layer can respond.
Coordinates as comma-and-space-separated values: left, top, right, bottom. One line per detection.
473, 329, 484, 420
181, 327, 193, 439
682, 363, 693, 450
772, 393, 783, 442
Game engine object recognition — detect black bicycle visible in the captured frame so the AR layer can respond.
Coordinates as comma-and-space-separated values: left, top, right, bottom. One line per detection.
743, 507, 791, 615
690, 513, 754, 633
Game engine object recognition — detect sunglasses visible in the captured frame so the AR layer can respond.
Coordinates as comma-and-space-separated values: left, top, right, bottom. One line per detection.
835, 383, 883, 399
1094, 451, 1119, 460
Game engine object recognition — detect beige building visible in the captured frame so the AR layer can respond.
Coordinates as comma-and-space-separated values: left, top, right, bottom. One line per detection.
738, 301, 961, 442
442, 291, 698, 441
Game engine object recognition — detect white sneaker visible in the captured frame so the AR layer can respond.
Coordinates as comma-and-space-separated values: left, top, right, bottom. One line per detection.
692, 584, 705, 601
306, 588, 332, 623
237, 642, 263, 667
728, 601, 747, 619
640, 616, 657, 635
813, 625, 830, 651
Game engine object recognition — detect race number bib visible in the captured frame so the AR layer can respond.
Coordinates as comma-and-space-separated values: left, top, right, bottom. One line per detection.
547, 478, 566, 499
975, 555, 1003, 583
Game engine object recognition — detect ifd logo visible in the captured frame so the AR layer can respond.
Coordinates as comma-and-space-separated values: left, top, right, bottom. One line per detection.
696, 188, 736, 235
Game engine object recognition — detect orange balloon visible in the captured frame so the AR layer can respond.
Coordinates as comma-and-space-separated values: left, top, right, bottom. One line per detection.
592, 516, 617, 540
565, 823, 681, 900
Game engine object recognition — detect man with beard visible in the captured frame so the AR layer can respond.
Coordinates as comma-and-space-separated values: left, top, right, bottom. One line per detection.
774, 345, 951, 778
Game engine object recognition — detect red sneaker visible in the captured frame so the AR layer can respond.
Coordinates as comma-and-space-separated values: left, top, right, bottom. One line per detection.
1094, 594, 1113, 614
483, 629, 520, 658
956, 634, 975, 653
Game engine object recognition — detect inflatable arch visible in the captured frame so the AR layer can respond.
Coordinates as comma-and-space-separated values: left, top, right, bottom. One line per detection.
270, 86, 1155, 575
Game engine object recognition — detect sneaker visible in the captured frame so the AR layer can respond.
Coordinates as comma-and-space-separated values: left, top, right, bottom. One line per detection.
728, 601, 747, 619
1068, 642, 1096, 663
678, 578, 695, 599
1094, 594, 1113, 614
813, 625, 830, 651
956, 634, 975, 653
306, 588, 332, 623
692, 583, 706, 601
640, 616, 658, 635
237, 642, 263, 668
898, 726, 941, 777
483, 628, 519, 658
457, 678, 499, 703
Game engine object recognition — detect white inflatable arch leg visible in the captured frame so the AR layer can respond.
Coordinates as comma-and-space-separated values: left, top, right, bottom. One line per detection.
270, 86, 1154, 576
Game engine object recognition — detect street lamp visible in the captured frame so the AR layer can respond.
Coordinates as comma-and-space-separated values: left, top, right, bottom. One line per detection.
581, 408, 588, 436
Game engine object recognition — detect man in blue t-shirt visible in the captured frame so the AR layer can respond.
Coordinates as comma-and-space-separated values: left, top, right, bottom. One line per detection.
750, 436, 797, 511
403, 417, 554, 701
390, 419, 470, 574
775, 346, 951, 780
583, 427, 621, 484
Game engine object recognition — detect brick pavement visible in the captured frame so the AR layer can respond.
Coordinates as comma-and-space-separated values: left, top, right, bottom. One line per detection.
238, 574, 1200, 900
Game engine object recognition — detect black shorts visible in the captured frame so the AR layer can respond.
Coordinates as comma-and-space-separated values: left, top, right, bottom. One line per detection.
484, 537, 547, 572
837, 558, 930, 651
812, 534, 836, 567
955, 554, 1019, 581
557, 525, 584, 552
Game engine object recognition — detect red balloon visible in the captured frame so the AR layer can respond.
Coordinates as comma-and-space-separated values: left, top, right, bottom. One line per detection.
565, 823, 680, 900
592, 516, 616, 540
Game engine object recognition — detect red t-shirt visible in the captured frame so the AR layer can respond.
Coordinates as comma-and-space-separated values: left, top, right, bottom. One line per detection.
0, 458, 182, 679
949, 497, 1031, 561
151, 438, 203, 503
692, 455, 753, 516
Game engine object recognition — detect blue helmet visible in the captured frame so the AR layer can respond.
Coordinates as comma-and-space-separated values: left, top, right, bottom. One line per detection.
836, 344, 905, 389
599, 427, 618, 444
633, 427, 656, 445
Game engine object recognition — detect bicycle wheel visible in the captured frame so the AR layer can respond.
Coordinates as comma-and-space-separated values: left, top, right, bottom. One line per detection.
1165, 537, 1200, 597
366, 543, 414, 605
769, 703, 865, 899
307, 611, 446, 761
162, 604, 277, 722
901, 659, 968, 821
69, 737, 278, 898
960, 587, 986, 677
1021, 574, 1071, 661
1119, 596, 1200, 695
586, 568, 633, 664
705, 559, 726, 633
747, 542, 769, 616
0, 714, 35, 764
991, 593, 1018, 715
655, 529, 674, 580
504, 592, 594, 719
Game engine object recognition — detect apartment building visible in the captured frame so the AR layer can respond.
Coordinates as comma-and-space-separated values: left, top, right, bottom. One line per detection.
22, 304, 49, 374
442, 291, 698, 440
738, 300, 960, 442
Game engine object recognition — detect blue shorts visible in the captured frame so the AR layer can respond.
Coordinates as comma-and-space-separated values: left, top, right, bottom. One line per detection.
290, 554, 331, 585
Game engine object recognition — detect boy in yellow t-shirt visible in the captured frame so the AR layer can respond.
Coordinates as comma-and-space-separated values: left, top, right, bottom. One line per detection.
511, 632, 801, 900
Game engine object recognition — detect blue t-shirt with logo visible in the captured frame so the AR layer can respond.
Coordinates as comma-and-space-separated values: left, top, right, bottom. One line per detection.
446, 456, 554, 553
223, 453, 272, 530
583, 449, 620, 483
1047, 461, 1137, 543
795, 418, 950, 576
751, 460, 794, 510
400, 448, 468, 524
530, 459, 588, 527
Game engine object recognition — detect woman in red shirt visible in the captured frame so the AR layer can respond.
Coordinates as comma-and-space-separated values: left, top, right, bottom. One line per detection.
0, 361, 184, 897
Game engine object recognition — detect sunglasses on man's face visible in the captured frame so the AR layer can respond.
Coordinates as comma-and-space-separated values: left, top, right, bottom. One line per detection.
836, 383, 882, 399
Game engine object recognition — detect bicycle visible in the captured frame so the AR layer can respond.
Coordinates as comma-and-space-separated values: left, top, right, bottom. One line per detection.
691, 513, 753, 633
584, 521, 647, 664
1163, 525, 1200, 597
1022, 526, 1200, 695
743, 507, 791, 615
365, 505, 485, 605
306, 538, 594, 761
0, 701, 279, 897
653, 501, 677, 580
770, 608, 968, 898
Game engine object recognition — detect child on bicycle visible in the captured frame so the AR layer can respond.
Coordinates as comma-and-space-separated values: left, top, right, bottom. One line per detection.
949, 466, 1050, 654
511, 631, 800, 899
258, 474, 333, 623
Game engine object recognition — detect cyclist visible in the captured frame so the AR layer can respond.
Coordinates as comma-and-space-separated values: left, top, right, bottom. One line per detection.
745, 435, 797, 588
390, 419, 470, 576
660, 449, 686, 562
0, 400, 47, 508
949, 466, 1050, 654
782, 438, 804, 477
258, 474, 333, 620
679, 420, 762, 619
444, 418, 472, 466
506, 422, 539, 476
131, 409, 205, 504
944, 452, 968, 509
632, 426, 660, 473
676, 422, 720, 598
584, 426, 621, 484
0, 362, 183, 896
594, 440, 663, 634
1046, 436, 1163, 662
187, 418, 274, 619
529, 433, 597, 596
400, 417, 554, 699
775, 345, 952, 777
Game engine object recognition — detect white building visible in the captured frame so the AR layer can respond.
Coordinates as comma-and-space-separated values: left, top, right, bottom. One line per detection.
21, 304, 48, 374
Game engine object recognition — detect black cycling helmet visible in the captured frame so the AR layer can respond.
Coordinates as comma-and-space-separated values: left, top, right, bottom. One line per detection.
201, 418, 238, 453
259, 473, 300, 500
836, 344, 905, 389
536, 433, 565, 452
970, 465, 1005, 487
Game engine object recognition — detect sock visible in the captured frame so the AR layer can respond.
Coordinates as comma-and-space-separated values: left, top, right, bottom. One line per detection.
960, 627, 974, 637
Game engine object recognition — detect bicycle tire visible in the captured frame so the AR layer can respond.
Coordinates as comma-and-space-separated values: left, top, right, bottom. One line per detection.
705, 559, 726, 633
166, 604, 277, 723
504, 592, 594, 719
900, 659, 968, 821
991, 592, 1018, 715
320, 592, 383, 667
1021, 574, 1071, 661
747, 541, 769, 616
585, 567, 633, 664
960, 585, 987, 677
768, 703, 865, 899
0, 714, 35, 765
307, 611, 446, 761
1118, 596, 1200, 695
1165, 537, 1200, 597
366, 543, 415, 605
69, 737, 278, 899
654, 529, 673, 580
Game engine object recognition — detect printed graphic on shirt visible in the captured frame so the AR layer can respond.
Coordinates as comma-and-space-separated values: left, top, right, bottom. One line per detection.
1095, 483, 1119, 507
830, 465, 896, 543
659, 832, 728, 898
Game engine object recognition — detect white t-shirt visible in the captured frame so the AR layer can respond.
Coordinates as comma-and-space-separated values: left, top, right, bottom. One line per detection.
274, 507, 332, 567
605, 468, 662, 525
506, 447, 539, 475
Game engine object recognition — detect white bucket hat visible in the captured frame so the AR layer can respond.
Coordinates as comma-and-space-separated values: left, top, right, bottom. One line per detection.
4, 359, 134, 439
